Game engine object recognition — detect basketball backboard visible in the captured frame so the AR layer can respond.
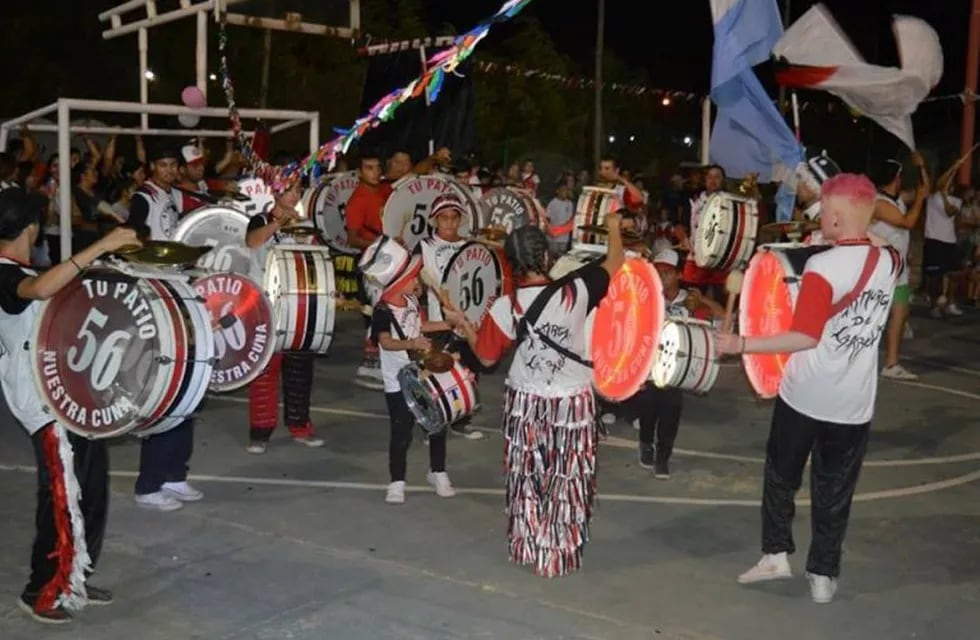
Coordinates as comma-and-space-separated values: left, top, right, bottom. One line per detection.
220, 0, 360, 37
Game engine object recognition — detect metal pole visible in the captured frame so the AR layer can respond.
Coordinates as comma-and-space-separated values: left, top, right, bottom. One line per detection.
959, 0, 980, 184
778, 0, 791, 112
139, 28, 149, 130
197, 10, 208, 101
309, 113, 320, 158
701, 97, 711, 165
419, 45, 434, 155
259, 29, 272, 108
592, 0, 605, 170
57, 100, 72, 263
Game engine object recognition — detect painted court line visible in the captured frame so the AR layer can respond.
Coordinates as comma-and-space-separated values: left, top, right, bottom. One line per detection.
208, 395, 980, 468
900, 356, 980, 378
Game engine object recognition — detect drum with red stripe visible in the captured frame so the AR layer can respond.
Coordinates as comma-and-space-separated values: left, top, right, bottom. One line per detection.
650, 317, 719, 394
738, 243, 832, 398
397, 361, 479, 435
573, 186, 620, 247
694, 192, 759, 271
31, 264, 215, 439
263, 246, 336, 354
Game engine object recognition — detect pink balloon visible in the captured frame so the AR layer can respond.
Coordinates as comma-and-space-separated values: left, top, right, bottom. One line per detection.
181, 86, 206, 109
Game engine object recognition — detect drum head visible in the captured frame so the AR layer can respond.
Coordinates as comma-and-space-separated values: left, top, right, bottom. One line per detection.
313, 171, 359, 253
442, 241, 505, 326
234, 177, 275, 216
382, 174, 475, 252
398, 365, 445, 434
32, 272, 180, 439
173, 205, 253, 274
591, 259, 665, 401
651, 320, 682, 388
479, 187, 534, 234
194, 273, 276, 392
739, 249, 796, 399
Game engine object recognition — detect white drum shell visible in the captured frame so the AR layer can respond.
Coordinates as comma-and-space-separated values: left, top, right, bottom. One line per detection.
694, 192, 759, 270
651, 317, 718, 393
263, 246, 336, 354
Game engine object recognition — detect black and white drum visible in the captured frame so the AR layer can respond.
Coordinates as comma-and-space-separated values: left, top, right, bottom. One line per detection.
233, 176, 276, 216
397, 362, 479, 435
478, 187, 539, 234
32, 263, 215, 439
548, 247, 604, 279
173, 205, 253, 274
650, 317, 719, 394
382, 174, 476, 251
574, 187, 620, 247
442, 241, 510, 326
263, 246, 336, 353
694, 192, 759, 271
193, 272, 276, 392
309, 171, 360, 252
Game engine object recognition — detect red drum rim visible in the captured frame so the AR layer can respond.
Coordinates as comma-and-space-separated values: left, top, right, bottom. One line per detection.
591, 258, 664, 401
739, 250, 795, 399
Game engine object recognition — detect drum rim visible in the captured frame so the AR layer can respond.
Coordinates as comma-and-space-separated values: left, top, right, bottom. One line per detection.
739, 249, 795, 399
398, 364, 445, 434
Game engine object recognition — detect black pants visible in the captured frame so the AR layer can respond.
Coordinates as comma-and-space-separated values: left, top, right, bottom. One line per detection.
761, 397, 870, 578
625, 384, 683, 455
135, 418, 194, 495
23, 425, 109, 602
385, 392, 446, 482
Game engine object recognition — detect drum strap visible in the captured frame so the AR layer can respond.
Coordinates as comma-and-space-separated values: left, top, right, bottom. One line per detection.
828, 247, 880, 316
375, 302, 409, 341
514, 284, 593, 368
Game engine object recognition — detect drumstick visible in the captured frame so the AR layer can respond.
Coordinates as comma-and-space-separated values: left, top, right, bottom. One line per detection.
723, 270, 744, 334
419, 268, 459, 313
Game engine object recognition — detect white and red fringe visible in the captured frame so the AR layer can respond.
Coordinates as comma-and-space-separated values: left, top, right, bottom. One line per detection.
35, 423, 91, 613
502, 386, 598, 578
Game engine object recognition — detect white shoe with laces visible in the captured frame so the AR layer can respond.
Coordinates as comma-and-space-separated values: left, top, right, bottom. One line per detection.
946, 303, 964, 316
881, 364, 918, 381
161, 481, 204, 502
135, 491, 183, 511
293, 435, 325, 448
601, 413, 616, 426
385, 481, 406, 504
807, 572, 838, 604
737, 552, 792, 584
426, 471, 456, 498
246, 441, 267, 455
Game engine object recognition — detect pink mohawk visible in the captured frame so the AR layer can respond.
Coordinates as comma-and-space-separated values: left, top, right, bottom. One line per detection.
820, 173, 876, 207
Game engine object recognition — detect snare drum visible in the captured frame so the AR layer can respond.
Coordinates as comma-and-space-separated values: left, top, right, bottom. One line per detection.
173, 205, 253, 274
694, 192, 759, 271
264, 246, 336, 353
574, 187, 620, 246
382, 174, 476, 251
397, 362, 479, 435
549, 247, 604, 279
650, 317, 719, 394
738, 243, 832, 398
31, 263, 215, 439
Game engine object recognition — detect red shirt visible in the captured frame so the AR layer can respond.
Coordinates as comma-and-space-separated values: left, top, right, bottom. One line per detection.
345, 182, 392, 244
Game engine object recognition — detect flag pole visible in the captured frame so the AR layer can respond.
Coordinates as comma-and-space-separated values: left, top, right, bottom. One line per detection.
958, 0, 980, 185
592, 0, 605, 171
700, 97, 711, 165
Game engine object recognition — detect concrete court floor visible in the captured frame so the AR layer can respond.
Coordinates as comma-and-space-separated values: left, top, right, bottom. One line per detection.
0, 307, 978, 640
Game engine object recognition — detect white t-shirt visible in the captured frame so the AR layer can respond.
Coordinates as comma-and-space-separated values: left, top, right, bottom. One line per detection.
0, 259, 51, 435
418, 235, 467, 322
868, 193, 910, 286
130, 181, 184, 241
370, 295, 423, 393
779, 241, 901, 425
924, 192, 961, 244
473, 262, 610, 398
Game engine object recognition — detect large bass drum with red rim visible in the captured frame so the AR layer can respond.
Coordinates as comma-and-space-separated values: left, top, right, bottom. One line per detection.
382, 174, 477, 251
264, 246, 336, 353
32, 262, 215, 439
172, 205, 253, 274
738, 243, 832, 398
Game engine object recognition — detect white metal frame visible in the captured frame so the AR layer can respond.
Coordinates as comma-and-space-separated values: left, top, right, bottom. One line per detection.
0, 98, 319, 261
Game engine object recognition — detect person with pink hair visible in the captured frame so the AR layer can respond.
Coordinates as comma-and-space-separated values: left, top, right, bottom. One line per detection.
715, 173, 902, 604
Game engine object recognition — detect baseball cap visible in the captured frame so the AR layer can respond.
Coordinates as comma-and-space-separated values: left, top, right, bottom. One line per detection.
429, 193, 465, 219
181, 144, 206, 165
653, 248, 679, 269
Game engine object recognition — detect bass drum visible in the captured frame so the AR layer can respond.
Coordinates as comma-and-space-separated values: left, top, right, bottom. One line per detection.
442, 241, 512, 326
694, 192, 759, 271
172, 205, 253, 274
193, 272, 276, 393
548, 247, 604, 280
478, 187, 540, 235
738, 243, 832, 398
650, 317, 719, 394
382, 174, 476, 251
307, 171, 362, 299
32, 264, 215, 439
264, 246, 336, 354
574, 187, 620, 248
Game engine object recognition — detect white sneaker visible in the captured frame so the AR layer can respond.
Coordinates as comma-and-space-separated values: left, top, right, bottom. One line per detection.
807, 572, 838, 604
737, 553, 792, 584
601, 413, 616, 426
161, 481, 204, 502
881, 364, 918, 381
426, 471, 456, 498
385, 481, 406, 504
632, 418, 640, 431
246, 441, 267, 455
135, 491, 183, 511
946, 303, 964, 316
293, 435, 325, 448
450, 424, 485, 440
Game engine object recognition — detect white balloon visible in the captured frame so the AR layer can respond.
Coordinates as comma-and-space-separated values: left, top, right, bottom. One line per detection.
178, 113, 200, 128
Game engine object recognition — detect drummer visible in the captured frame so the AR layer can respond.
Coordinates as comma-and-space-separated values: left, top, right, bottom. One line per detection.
0, 191, 139, 623
595, 155, 645, 214
127, 145, 204, 512
176, 142, 210, 213
417, 193, 484, 440
680, 164, 728, 300
623, 248, 723, 478
243, 177, 325, 454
